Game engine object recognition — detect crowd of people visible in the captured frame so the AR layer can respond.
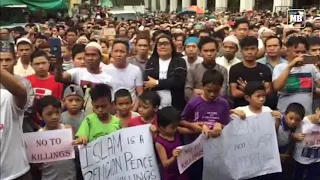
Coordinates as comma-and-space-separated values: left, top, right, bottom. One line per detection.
1, 8, 320, 180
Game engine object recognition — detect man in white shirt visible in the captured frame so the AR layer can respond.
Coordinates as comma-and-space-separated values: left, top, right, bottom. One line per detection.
54, 42, 113, 114
104, 39, 143, 111
14, 38, 34, 77
216, 35, 241, 73
182, 36, 203, 70
0, 41, 31, 180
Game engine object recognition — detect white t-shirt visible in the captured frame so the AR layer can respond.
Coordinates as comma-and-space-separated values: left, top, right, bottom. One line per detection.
103, 63, 143, 101
67, 67, 113, 87
158, 58, 172, 108
294, 116, 320, 165
0, 79, 30, 180
67, 68, 113, 114
236, 105, 272, 117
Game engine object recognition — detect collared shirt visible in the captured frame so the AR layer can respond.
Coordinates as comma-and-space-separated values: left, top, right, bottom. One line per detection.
216, 56, 241, 73
13, 58, 35, 77
185, 62, 228, 101
257, 56, 287, 72
14, 58, 35, 77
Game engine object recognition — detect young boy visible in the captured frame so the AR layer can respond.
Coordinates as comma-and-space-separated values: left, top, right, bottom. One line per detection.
74, 84, 121, 145
181, 70, 230, 139
114, 89, 140, 127
235, 82, 273, 116
36, 95, 76, 180
181, 70, 230, 180
276, 103, 305, 180
128, 91, 161, 127
61, 84, 86, 132
61, 45, 73, 71
27, 50, 64, 128
293, 108, 320, 180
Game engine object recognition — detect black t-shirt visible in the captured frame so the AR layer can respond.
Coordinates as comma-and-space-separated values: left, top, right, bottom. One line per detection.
229, 62, 272, 108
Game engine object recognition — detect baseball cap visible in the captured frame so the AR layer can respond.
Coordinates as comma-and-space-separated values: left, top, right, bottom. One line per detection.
16, 37, 32, 45
63, 84, 84, 99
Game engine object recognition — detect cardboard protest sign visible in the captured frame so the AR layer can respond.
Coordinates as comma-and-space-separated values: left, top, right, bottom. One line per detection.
302, 123, 320, 148
202, 113, 282, 180
103, 28, 116, 36
177, 134, 205, 174
23, 129, 74, 163
79, 124, 160, 180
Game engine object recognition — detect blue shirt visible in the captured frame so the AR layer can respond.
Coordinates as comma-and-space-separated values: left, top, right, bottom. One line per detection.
257, 56, 287, 72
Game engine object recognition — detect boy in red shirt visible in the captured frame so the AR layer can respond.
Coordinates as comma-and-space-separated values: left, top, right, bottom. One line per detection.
26, 50, 63, 127
128, 91, 161, 127
26, 50, 63, 100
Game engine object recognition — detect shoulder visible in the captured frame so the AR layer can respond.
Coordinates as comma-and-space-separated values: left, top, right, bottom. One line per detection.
274, 62, 288, 70
217, 96, 229, 105
110, 115, 121, 123
262, 106, 272, 112
215, 63, 228, 73
186, 96, 201, 106
257, 57, 267, 64
230, 62, 243, 71
127, 63, 141, 72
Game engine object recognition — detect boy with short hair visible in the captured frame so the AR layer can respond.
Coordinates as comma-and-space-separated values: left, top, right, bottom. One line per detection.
293, 108, 320, 180
74, 84, 121, 145
61, 84, 86, 132
61, 45, 73, 71
181, 69, 230, 180
36, 95, 76, 180
128, 91, 161, 127
114, 89, 140, 127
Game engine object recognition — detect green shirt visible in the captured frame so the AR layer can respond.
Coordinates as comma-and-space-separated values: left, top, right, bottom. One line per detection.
76, 113, 122, 143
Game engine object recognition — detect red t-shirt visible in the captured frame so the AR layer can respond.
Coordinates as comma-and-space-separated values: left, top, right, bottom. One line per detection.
128, 116, 158, 127
26, 74, 63, 100
26, 74, 63, 125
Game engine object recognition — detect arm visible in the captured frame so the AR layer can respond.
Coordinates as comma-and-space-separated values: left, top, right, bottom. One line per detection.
229, 66, 244, 98
155, 142, 178, 168
230, 83, 245, 98
54, 62, 72, 83
0, 68, 27, 109
177, 126, 195, 135
180, 121, 202, 134
263, 66, 273, 95
264, 82, 273, 95
272, 66, 291, 91
184, 68, 196, 101
220, 68, 228, 97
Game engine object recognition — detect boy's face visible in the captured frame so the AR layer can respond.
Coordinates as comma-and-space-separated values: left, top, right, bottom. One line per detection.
245, 90, 266, 108
138, 100, 156, 120
62, 46, 71, 60
309, 45, 320, 56
285, 112, 302, 129
38, 105, 61, 127
64, 95, 83, 114
115, 96, 132, 116
203, 83, 221, 101
92, 97, 111, 119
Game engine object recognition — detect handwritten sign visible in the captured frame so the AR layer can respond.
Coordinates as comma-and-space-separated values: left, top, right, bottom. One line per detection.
23, 129, 74, 163
79, 124, 160, 180
202, 113, 282, 180
177, 134, 205, 174
302, 123, 320, 148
